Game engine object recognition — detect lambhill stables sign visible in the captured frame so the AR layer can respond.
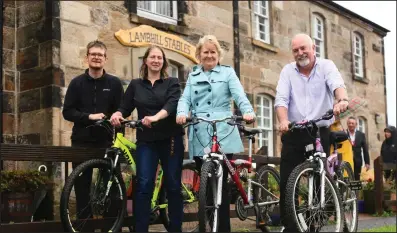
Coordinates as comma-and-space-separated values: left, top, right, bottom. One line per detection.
115, 25, 198, 64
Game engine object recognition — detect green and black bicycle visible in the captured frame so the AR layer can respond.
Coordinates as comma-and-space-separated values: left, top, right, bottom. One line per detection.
60, 119, 200, 232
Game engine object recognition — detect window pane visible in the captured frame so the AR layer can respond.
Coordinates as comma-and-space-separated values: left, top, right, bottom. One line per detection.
256, 106, 262, 117
263, 98, 269, 106
259, 24, 265, 33
258, 16, 265, 25
264, 108, 270, 117
260, 33, 266, 41
256, 96, 262, 105
264, 119, 270, 128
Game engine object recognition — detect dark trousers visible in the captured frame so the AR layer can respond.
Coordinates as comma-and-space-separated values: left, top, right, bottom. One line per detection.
384, 169, 395, 181
194, 154, 233, 232
71, 141, 112, 220
279, 127, 330, 232
133, 136, 184, 232
353, 159, 362, 181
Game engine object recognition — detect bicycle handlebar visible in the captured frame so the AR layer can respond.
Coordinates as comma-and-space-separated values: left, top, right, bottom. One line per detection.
288, 109, 334, 131
95, 119, 143, 129
184, 115, 244, 128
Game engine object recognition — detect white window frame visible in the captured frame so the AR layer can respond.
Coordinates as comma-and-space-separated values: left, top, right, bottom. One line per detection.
312, 14, 325, 58
353, 33, 364, 78
253, 1, 270, 44
137, 1, 178, 25
357, 117, 366, 167
255, 94, 273, 157
167, 63, 179, 79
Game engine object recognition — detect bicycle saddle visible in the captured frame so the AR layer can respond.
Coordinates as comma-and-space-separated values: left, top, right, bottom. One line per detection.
329, 131, 349, 144
238, 126, 262, 136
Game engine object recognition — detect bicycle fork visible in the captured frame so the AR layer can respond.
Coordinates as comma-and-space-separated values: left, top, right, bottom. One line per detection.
308, 154, 327, 209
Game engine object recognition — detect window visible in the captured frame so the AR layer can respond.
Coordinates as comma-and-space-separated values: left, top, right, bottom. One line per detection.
353, 33, 364, 78
255, 95, 273, 157
137, 1, 178, 25
167, 63, 179, 79
253, 1, 270, 44
357, 117, 366, 167
357, 117, 366, 134
312, 14, 325, 58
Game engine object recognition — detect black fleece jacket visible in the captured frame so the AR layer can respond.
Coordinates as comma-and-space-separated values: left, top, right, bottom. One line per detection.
62, 69, 123, 145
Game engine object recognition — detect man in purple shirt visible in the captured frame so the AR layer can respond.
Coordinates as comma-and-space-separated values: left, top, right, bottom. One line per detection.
275, 33, 349, 232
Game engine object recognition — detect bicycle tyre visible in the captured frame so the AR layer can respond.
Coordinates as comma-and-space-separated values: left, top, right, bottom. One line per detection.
159, 163, 200, 232
198, 161, 219, 232
338, 161, 358, 232
60, 159, 127, 232
284, 161, 344, 232
254, 165, 281, 232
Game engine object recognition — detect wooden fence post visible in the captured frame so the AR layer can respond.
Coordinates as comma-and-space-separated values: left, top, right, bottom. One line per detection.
374, 156, 384, 214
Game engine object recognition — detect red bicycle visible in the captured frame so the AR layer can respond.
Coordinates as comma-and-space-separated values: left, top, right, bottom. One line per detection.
185, 115, 282, 232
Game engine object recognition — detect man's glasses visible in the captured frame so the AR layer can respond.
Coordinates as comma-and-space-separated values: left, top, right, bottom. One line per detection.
88, 53, 106, 58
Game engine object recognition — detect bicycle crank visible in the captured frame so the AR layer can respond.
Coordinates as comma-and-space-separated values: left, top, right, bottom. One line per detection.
235, 196, 248, 221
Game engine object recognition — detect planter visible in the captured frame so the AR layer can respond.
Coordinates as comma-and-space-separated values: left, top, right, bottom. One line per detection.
357, 200, 365, 213
363, 190, 376, 214
1, 192, 34, 223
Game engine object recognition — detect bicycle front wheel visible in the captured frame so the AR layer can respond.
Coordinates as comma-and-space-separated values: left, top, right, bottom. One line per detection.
254, 165, 283, 232
198, 161, 219, 232
159, 163, 200, 232
338, 161, 358, 232
284, 161, 344, 232
60, 159, 127, 232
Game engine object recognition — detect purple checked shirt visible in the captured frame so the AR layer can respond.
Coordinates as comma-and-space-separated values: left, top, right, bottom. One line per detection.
274, 58, 346, 127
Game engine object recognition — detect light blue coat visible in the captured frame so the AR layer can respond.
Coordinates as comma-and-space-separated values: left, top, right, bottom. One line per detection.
177, 65, 255, 159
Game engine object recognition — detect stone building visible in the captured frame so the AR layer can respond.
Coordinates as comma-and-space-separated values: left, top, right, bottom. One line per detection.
1, 0, 390, 218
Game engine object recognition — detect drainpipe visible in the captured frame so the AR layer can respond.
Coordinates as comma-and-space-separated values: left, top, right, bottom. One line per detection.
381, 38, 388, 126
232, 0, 240, 79
232, 0, 242, 117
1, 0, 4, 171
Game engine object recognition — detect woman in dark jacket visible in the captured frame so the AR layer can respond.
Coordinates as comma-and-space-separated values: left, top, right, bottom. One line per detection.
381, 125, 396, 180
110, 45, 184, 232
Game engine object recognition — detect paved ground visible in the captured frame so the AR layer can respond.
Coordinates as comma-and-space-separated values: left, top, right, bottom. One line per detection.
135, 213, 396, 232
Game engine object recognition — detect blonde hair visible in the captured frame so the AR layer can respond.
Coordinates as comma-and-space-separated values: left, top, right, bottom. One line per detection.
195, 35, 224, 63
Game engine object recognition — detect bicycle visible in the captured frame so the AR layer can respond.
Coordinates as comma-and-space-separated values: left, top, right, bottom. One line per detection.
184, 115, 282, 232
283, 109, 348, 232
60, 119, 200, 232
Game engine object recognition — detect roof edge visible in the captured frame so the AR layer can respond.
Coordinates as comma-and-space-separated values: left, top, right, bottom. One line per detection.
313, 1, 390, 37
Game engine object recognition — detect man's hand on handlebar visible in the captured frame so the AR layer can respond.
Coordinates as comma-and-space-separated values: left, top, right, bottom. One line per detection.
278, 120, 291, 134
89, 113, 106, 121
110, 111, 126, 127
333, 100, 349, 116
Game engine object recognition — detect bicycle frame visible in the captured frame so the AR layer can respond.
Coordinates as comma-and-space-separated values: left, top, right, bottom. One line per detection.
197, 117, 278, 207
103, 128, 196, 212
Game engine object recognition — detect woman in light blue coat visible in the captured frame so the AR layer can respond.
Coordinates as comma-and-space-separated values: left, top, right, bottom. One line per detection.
176, 35, 255, 232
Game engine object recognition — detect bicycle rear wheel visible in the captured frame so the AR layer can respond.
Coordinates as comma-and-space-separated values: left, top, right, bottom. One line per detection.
284, 161, 344, 232
254, 165, 283, 232
338, 161, 358, 232
60, 159, 127, 232
198, 161, 219, 232
159, 163, 200, 232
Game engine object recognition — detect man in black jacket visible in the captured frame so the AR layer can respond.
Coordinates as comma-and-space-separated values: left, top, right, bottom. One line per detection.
62, 40, 123, 220
346, 116, 370, 180
381, 125, 396, 180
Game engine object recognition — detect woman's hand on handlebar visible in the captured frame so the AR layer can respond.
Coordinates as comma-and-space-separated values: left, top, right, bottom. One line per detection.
176, 115, 187, 125
110, 111, 125, 127
243, 113, 255, 124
